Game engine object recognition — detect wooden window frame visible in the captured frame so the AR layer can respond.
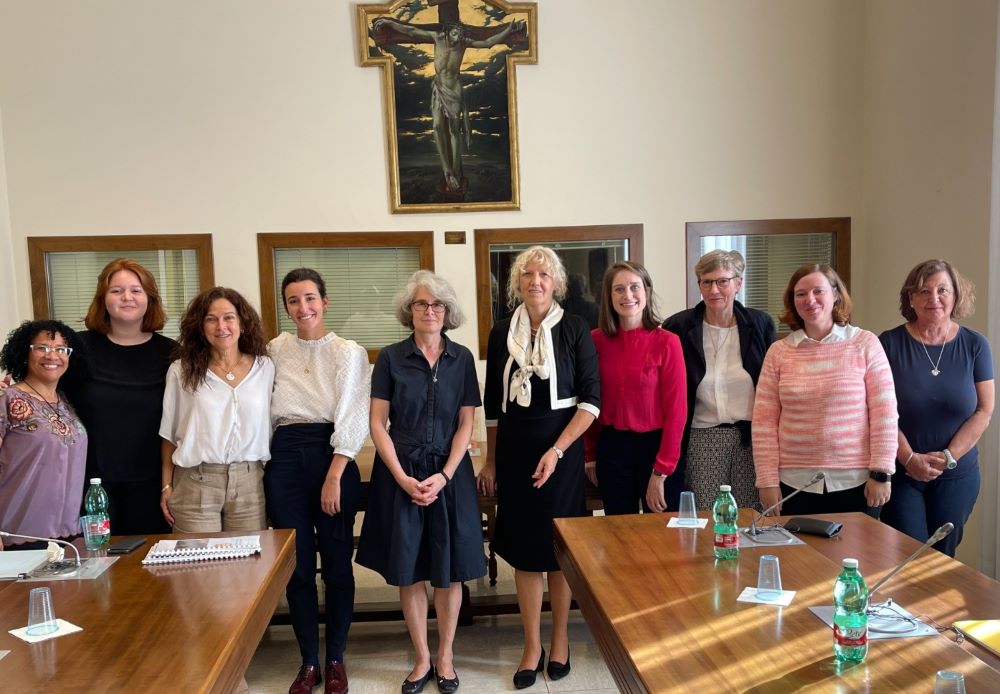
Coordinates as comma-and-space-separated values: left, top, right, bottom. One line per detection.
473, 224, 643, 359
27, 234, 215, 319
257, 231, 435, 363
685, 217, 851, 311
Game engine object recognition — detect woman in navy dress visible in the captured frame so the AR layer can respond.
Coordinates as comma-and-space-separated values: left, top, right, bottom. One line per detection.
879, 259, 994, 557
478, 246, 600, 689
356, 270, 484, 694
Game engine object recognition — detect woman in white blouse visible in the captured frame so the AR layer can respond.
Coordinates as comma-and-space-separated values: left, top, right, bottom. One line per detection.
159, 287, 274, 533
266, 268, 371, 694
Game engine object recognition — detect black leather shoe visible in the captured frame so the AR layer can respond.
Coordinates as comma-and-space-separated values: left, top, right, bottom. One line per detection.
547, 651, 571, 680
401, 666, 434, 694
435, 668, 459, 693
288, 664, 322, 694
512, 649, 545, 690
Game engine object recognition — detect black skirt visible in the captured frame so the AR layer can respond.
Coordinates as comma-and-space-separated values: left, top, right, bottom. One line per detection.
356, 432, 486, 588
491, 407, 586, 572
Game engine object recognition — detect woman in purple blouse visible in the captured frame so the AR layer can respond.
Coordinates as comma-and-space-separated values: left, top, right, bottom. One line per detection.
0, 320, 87, 550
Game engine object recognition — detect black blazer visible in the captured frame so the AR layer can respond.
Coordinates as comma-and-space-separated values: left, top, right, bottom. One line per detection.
662, 301, 777, 462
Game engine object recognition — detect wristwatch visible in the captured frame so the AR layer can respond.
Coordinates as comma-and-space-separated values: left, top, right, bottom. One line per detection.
651, 469, 666, 478
943, 448, 958, 470
869, 471, 892, 483
551, 446, 564, 460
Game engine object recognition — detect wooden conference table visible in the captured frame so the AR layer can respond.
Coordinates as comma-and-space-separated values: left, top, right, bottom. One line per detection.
554, 511, 1000, 693
0, 529, 295, 693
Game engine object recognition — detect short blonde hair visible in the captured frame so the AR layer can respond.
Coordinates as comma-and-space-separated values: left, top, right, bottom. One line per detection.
694, 249, 745, 280
505, 246, 567, 308
394, 269, 465, 331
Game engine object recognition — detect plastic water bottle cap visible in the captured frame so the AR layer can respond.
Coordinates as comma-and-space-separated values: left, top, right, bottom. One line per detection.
719, 484, 731, 492
843, 558, 858, 569
90, 477, 102, 485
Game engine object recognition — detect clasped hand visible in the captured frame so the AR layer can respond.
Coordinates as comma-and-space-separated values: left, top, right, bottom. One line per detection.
906, 451, 948, 482
399, 473, 445, 506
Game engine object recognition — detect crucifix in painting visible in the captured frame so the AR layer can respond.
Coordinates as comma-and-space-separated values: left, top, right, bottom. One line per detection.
358, 0, 537, 213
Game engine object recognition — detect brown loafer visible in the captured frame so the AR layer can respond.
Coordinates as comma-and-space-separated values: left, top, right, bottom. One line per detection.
325, 660, 349, 694
288, 664, 322, 694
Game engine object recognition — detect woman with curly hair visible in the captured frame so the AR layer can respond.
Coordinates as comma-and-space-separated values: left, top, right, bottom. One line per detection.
0, 320, 87, 549
63, 258, 176, 535
159, 287, 274, 532
357, 270, 484, 694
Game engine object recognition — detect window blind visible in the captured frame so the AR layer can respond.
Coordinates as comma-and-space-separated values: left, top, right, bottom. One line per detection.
273, 247, 420, 348
45, 249, 201, 339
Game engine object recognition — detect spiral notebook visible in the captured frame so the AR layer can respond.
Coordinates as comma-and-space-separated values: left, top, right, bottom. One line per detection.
141, 535, 262, 565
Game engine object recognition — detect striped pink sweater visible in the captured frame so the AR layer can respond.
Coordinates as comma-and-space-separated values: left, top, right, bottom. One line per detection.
752, 329, 898, 488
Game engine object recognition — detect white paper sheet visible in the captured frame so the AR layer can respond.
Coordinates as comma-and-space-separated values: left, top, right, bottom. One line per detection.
737, 586, 796, 606
8, 619, 82, 643
666, 517, 708, 529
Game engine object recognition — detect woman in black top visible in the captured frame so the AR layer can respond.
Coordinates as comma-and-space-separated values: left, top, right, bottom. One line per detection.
662, 250, 776, 510
356, 270, 484, 694
67, 258, 176, 534
479, 246, 600, 689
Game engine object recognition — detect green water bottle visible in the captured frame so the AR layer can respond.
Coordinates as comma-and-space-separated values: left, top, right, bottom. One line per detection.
833, 558, 869, 662
712, 484, 739, 560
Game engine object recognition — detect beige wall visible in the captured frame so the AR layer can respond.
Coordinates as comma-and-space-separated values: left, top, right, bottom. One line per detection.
0, 0, 867, 352
0, 1, 997, 567
860, 0, 999, 568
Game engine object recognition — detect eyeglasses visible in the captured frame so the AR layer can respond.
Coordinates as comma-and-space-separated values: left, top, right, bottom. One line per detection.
411, 300, 447, 314
29, 345, 73, 356
698, 276, 738, 290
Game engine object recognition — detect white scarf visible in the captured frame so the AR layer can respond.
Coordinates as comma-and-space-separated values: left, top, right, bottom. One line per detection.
506, 302, 563, 408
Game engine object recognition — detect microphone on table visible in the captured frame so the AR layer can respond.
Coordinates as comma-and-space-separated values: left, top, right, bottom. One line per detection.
0, 530, 86, 576
867, 522, 954, 603
743, 472, 825, 537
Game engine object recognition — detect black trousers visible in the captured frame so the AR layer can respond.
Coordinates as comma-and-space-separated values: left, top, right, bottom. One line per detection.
596, 427, 669, 515
265, 424, 362, 665
779, 481, 880, 519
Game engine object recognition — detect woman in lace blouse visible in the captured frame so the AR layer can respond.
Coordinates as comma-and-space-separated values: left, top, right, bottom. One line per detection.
266, 268, 371, 694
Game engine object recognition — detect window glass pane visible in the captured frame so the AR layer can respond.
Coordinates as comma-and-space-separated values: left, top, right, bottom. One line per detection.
273, 247, 420, 348
45, 249, 200, 339
699, 233, 834, 329
488, 240, 628, 329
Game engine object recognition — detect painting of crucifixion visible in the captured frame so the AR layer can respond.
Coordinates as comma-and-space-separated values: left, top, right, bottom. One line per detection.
357, 0, 537, 213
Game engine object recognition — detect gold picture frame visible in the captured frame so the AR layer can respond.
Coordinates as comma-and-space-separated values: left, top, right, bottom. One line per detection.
357, 0, 538, 213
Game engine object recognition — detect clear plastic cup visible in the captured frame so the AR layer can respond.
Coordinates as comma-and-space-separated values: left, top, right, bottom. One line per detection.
676, 491, 699, 526
933, 670, 966, 694
755, 554, 783, 600
26, 587, 58, 636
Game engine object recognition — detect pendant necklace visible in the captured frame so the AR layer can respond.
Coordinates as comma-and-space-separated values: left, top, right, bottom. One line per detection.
215, 356, 238, 381
20, 380, 62, 420
919, 338, 947, 376
431, 358, 440, 384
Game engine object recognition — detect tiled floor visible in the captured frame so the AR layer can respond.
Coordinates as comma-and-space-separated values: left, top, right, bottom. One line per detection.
246, 558, 617, 693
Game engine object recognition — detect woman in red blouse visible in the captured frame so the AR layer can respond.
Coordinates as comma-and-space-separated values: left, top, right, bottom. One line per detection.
586, 261, 688, 513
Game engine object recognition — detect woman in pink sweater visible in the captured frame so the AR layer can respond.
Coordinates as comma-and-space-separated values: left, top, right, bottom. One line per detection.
752, 264, 897, 517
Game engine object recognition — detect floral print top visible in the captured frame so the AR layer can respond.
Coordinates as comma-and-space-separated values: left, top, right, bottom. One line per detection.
0, 387, 87, 546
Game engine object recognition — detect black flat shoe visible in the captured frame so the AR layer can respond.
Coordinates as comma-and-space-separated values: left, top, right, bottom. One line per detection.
435, 669, 459, 693
547, 651, 571, 680
512, 649, 545, 690
402, 666, 434, 694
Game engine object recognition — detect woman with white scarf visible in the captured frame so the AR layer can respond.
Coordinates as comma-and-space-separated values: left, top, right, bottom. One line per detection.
478, 246, 600, 690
